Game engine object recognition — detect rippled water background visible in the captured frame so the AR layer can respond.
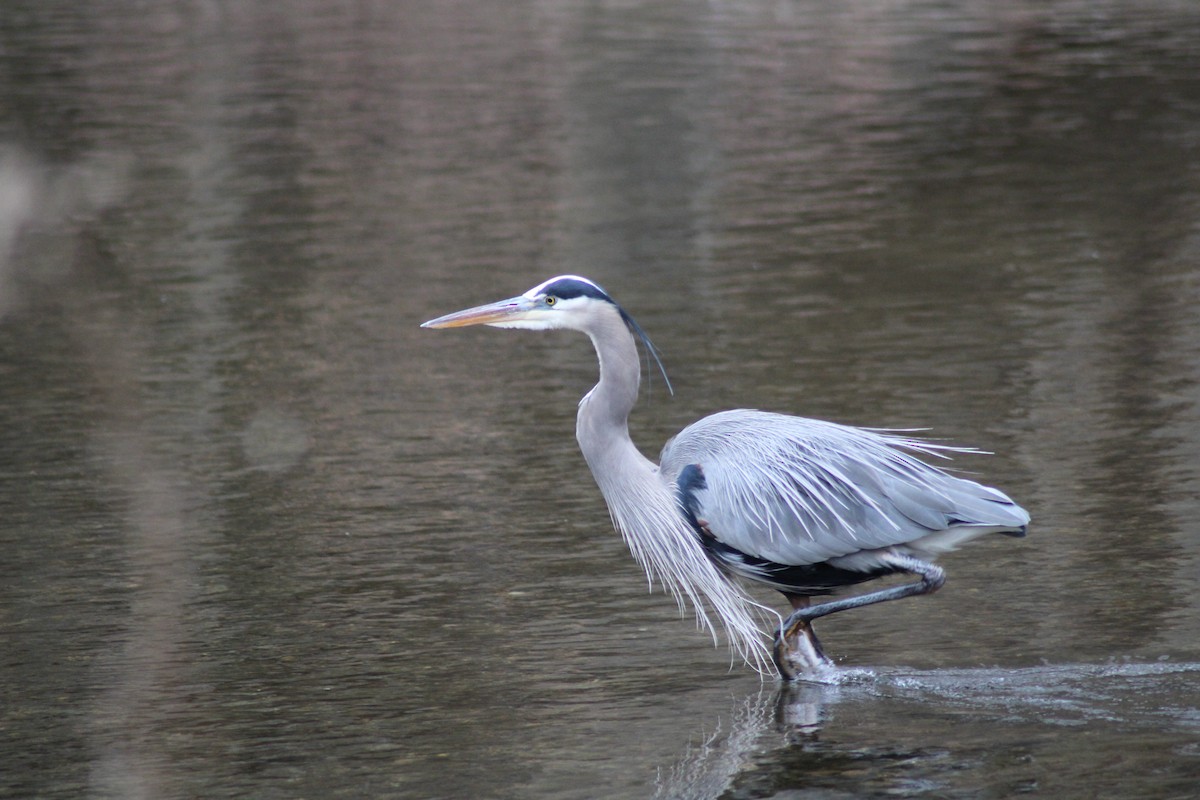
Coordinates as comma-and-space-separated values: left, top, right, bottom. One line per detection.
2, 2, 1200, 798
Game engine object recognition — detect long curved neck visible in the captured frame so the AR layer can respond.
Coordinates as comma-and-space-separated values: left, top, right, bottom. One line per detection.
570, 309, 772, 671
576, 311, 644, 469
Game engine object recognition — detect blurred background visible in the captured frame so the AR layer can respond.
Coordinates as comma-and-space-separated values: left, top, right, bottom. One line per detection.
1, 1, 1198, 798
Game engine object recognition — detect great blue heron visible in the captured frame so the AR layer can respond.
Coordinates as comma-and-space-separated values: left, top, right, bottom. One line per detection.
422, 275, 1029, 679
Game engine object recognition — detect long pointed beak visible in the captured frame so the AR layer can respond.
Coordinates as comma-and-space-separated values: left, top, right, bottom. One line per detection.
420, 296, 532, 329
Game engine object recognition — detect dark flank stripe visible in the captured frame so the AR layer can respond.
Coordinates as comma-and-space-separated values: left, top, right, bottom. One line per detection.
676, 464, 898, 596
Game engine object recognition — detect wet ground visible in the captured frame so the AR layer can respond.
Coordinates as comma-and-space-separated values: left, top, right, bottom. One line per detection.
2, 1, 1199, 798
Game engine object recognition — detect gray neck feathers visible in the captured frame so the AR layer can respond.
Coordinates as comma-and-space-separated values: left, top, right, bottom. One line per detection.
576, 308, 641, 465
570, 306, 774, 672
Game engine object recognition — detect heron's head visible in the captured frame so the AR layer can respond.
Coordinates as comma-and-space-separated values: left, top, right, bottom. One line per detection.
420, 275, 620, 332
422, 275, 672, 392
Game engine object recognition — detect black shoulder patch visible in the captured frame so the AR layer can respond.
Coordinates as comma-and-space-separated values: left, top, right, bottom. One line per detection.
676, 464, 707, 531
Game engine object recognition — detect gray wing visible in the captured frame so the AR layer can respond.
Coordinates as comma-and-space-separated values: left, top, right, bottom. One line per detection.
659, 409, 1029, 567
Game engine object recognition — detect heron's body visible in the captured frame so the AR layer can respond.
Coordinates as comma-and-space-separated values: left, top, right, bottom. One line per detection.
423, 275, 1029, 679
662, 409, 1028, 589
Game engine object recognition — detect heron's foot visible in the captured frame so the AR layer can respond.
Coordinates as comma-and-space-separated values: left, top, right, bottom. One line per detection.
772, 617, 833, 682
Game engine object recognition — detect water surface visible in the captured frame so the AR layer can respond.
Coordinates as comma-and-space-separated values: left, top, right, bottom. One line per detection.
2, 1, 1199, 798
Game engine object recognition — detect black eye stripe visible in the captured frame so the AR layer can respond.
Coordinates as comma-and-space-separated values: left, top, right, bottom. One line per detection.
540, 278, 612, 303
527, 275, 674, 396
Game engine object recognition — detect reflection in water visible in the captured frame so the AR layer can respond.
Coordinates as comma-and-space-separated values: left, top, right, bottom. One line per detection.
657, 662, 1200, 800
656, 681, 839, 800
241, 408, 311, 473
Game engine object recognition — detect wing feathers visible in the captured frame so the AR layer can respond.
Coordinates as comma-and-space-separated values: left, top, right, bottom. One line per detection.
660, 409, 1028, 568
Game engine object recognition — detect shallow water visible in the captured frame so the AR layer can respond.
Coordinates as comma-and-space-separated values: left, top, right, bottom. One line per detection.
658, 662, 1200, 800
2, 1, 1200, 798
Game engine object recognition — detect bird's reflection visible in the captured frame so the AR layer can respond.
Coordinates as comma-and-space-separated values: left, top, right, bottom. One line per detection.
653, 661, 1200, 800
654, 677, 850, 799
773, 677, 846, 735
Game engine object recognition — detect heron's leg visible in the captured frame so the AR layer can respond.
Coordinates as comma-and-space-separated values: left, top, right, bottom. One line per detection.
780, 553, 945, 637
773, 595, 832, 681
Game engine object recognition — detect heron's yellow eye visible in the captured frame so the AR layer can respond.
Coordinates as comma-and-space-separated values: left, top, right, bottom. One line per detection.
545, 296, 557, 306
